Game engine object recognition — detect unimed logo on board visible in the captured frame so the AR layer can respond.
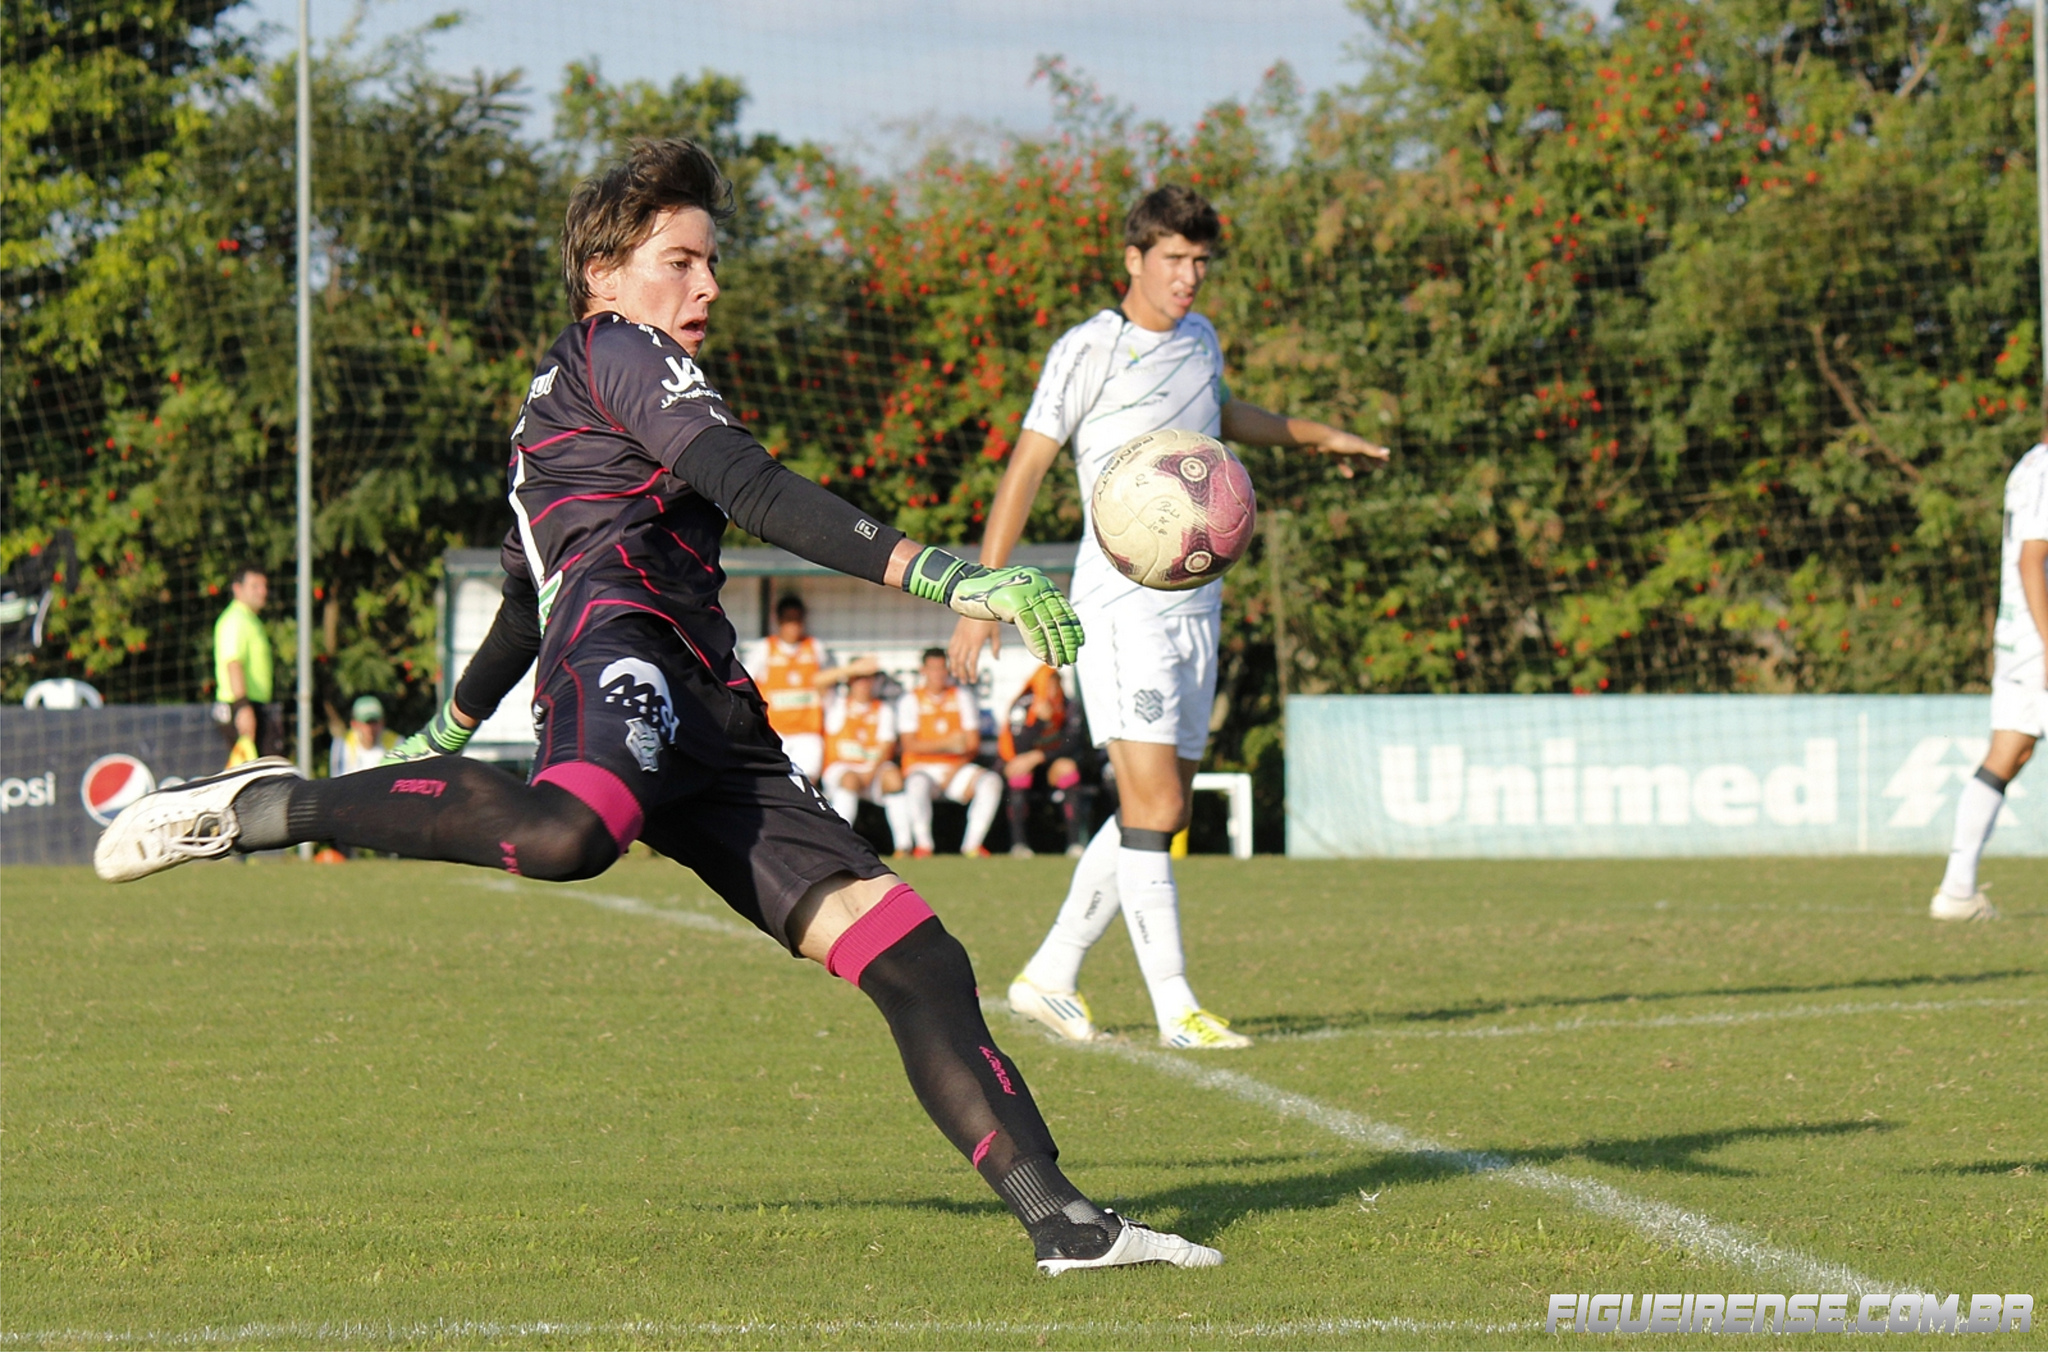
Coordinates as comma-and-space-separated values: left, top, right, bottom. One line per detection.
1380, 739, 1839, 829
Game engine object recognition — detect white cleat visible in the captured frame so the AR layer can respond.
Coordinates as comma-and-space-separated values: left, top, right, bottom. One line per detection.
1038, 1213, 1223, 1275
1929, 889, 1999, 921
93, 757, 303, 883
1161, 1009, 1252, 1050
1008, 975, 1103, 1042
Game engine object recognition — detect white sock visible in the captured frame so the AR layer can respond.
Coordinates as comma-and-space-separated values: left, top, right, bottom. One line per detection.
881, 791, 914, 853
1020, 817, 1122, 992
960, 770, 1002, 853
904, 774, 935, 851
826, 783, 860, 826
1117, 840, 1199, 1029
1940, 770, 2005, 898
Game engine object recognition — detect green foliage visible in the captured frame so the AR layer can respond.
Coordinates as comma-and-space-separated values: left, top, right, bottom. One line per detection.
5, 0, 2040, 771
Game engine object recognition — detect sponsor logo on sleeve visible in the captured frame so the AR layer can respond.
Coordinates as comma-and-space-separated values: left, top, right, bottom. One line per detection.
659, 355, 718, 409
526, 365, 559, 402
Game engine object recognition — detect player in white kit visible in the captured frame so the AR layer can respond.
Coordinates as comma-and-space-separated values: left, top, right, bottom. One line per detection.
951, 185, 1388, 1048
1930, 441, 2048, 920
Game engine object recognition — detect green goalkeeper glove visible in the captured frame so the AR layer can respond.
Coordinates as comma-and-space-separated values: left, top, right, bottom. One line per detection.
387, 698, 476, 763
902, 546, 1085, 667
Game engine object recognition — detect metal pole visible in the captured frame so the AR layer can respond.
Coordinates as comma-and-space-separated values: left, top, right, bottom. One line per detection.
2036, 0, 2047, 408
294, 0, 314, 855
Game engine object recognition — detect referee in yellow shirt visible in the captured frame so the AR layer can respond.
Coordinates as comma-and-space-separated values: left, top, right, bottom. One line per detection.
213, 566, 282, 766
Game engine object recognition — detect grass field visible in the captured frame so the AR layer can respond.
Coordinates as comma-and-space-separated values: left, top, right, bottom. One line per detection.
4, 851, 2043, 1350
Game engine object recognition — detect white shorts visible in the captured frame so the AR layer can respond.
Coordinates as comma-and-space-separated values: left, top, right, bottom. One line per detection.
781, 732, 825, 781
905, 761, 992, 801
822, 761, 894, 802
1990, 650, 2046, 737
1072, 606, 1219, 761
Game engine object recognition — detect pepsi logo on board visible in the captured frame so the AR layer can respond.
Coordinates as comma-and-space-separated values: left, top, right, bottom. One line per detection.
81, 754, 155, 826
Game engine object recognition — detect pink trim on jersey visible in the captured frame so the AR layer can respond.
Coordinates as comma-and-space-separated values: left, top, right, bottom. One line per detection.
534, 761, 644, 850
660, 527, 719, 577
522, 426, 591, 456
557, 599, 712, 670
584, 320, 623, 430
528, 466, 666, 525
616, 542, 661, 594
824, 883, 936, 986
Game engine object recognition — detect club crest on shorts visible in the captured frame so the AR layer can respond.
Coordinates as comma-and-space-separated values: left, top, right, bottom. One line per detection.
1132, 688, 1166, 722
624, 717, 662, 773
599, 657, 679, 744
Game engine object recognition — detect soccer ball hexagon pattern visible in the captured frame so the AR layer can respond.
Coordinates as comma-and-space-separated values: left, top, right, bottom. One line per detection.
1090, 428, 1257, 590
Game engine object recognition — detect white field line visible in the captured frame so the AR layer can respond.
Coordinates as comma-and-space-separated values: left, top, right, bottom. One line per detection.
0, 1316, 1538, 1346
1265, 995, 2045, 1044
501, 879, 1902, 1295
1095, 1039, 1897, 1298
469, 875, 766, 941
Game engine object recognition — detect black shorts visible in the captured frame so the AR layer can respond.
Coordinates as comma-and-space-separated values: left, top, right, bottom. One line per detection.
529, 615, 887, 951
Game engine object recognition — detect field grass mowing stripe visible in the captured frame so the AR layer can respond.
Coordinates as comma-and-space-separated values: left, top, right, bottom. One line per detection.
1265, 995, 2046, 1044
0, 1315, 1540, 1346
1098, 1043, 1902, 1297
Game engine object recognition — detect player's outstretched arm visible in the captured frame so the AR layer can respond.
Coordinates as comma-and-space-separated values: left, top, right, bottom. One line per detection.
389, 568, 540, 762
948, 429, 1064, 682
1220, 399, 1389, 478
670, 425, 1082, 667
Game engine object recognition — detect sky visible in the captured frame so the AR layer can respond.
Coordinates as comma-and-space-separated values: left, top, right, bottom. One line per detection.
232, 0, 1381, 162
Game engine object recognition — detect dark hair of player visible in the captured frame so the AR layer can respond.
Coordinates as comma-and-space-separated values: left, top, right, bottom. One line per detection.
562, 137, 737, 317
228, 564, 265, 587
1123, 184, 1220, 253
921, 647, 947, 664
776, 594, 806, 619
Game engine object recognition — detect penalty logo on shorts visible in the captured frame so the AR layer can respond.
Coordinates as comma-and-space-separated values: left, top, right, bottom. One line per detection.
599, 657, 679, 772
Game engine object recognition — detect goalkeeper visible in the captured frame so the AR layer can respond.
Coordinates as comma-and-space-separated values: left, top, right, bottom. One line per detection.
95, 138, 1217, 1275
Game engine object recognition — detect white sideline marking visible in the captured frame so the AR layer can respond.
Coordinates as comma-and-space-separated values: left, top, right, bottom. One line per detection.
1099, 1040, 1898, 1297
0, 1316, 1537, 1346
470, 875, 765, 941
487, 879, 1907, 1296
1266, 995, 2045, 1044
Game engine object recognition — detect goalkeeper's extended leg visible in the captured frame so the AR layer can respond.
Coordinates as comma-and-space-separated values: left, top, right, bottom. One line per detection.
810, 881, 1220, 1273
95, 756, 617, 883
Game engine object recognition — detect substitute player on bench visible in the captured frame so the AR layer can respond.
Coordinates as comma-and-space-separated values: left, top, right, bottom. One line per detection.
897, 648, 1004, 858
95, 138, 1218, 1275
1930, 438, 2047, 920
822, 665, 914, 851
743, 594, 876, 782
952, 184, 1388, 1049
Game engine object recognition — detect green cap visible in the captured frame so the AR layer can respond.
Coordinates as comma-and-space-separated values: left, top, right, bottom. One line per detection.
350, 695, 385, 723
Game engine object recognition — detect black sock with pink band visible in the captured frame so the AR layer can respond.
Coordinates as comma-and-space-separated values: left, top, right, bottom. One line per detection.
828, 884, 1116, 1259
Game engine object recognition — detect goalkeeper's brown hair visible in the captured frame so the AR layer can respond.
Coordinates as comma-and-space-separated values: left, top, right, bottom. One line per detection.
562, 138, 735, 317
1123, 184, 1221, 253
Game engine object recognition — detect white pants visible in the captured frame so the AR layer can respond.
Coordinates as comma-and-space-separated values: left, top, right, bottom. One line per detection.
1072, 606, 1219, 759
903, 761, 1002, 853
1990, 650, 2046, 737
822, 761, 912, 851
781, 732, 825, 782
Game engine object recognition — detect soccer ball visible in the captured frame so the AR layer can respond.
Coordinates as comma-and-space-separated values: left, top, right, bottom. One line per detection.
1090, 429, 1257, 590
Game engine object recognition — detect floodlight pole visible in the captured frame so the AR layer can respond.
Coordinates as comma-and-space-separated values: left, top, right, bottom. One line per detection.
294, 0, 314, 855
2036, 0, 2047, 406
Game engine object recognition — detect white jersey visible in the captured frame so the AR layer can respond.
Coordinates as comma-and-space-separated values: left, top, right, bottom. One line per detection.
1996, 443, 2048, 665
1022, 309, 1231, 618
